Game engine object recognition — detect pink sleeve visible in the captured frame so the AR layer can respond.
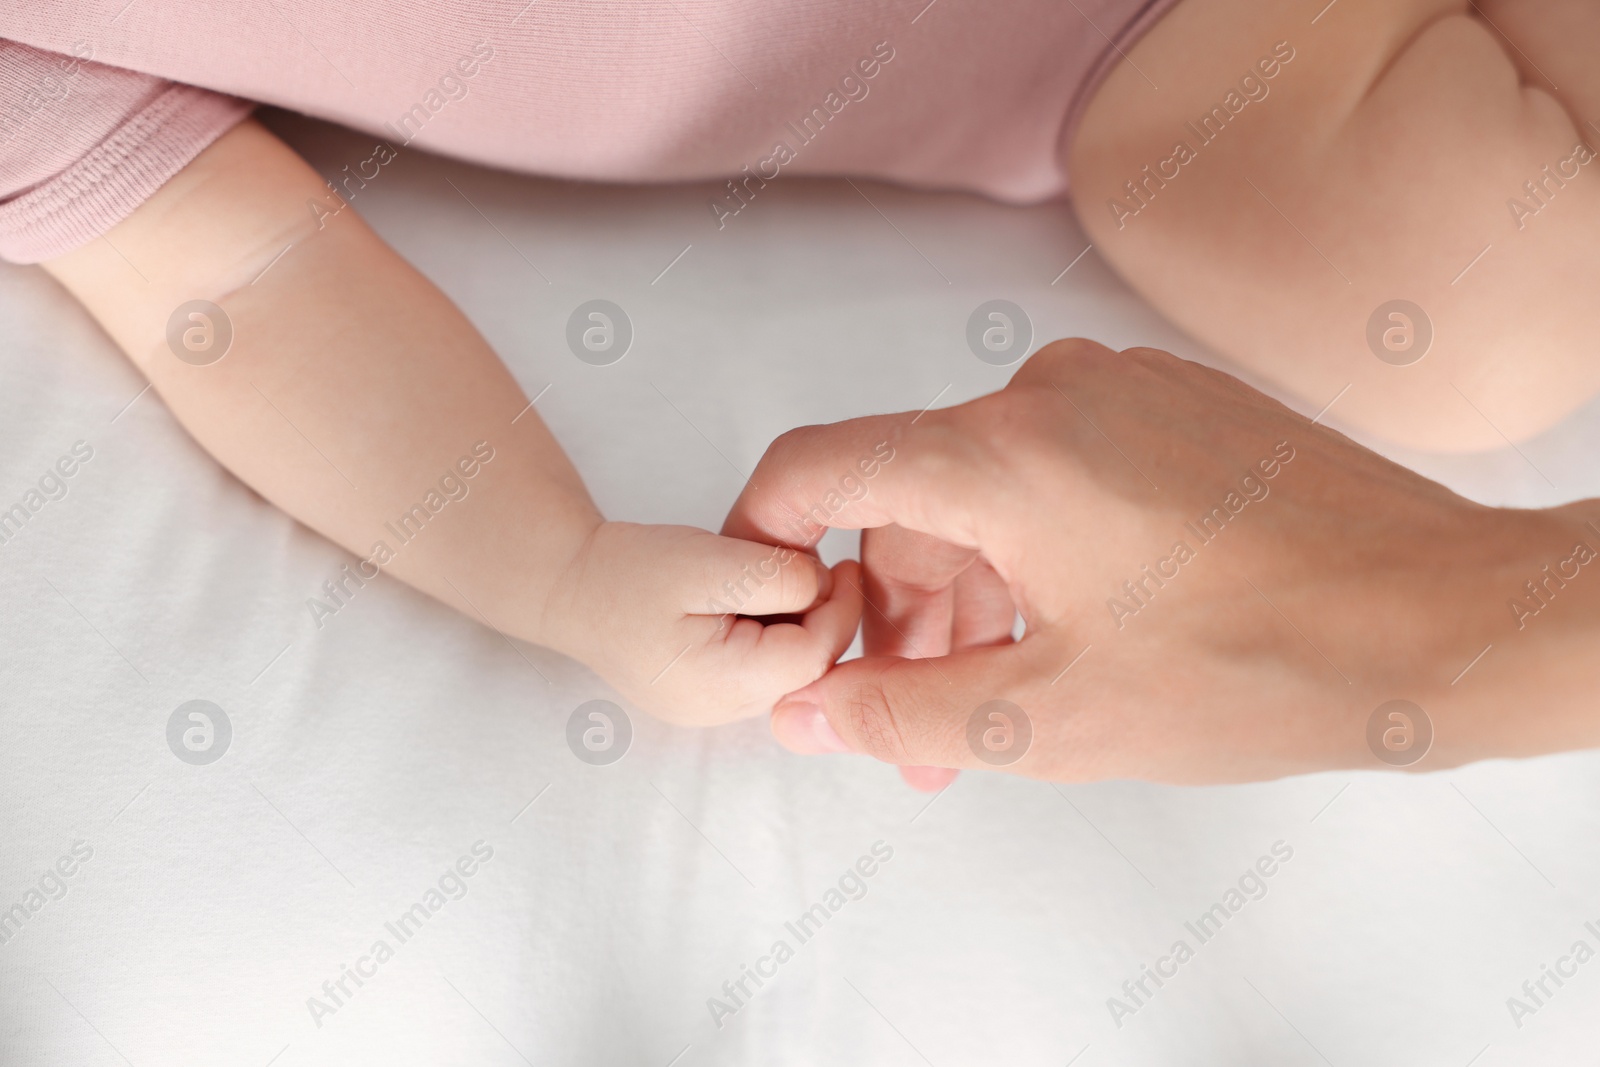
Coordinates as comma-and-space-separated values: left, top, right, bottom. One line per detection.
0, 39, 253, 264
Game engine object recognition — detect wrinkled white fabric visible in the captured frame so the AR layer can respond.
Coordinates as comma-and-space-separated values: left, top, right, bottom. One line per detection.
2, 113, 1599, 1066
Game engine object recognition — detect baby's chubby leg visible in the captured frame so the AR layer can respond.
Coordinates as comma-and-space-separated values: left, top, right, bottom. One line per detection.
1069, 0, 1600, 449
43, 119, 861, 725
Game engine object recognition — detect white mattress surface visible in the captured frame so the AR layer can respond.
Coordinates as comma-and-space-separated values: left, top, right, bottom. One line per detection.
4, 112, 1600, 1066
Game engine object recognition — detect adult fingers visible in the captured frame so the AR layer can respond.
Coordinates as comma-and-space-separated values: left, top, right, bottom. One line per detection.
770, 643, 1034, 770
889, 558, 1015, 790
859, 524, 976, 659
856, 528, 1011, 793
721, 415, 947, 551
899, 765, 960, 792
950, 557, 1017, 651
862, 543, 1016, 657
857, 526, 970, 792
725, 338, 1134, 554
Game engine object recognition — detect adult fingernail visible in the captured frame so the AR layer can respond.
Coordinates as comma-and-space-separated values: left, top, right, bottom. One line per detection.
900, 765, 959, 792
772, 699, 850, 754
813, 559, 834, 603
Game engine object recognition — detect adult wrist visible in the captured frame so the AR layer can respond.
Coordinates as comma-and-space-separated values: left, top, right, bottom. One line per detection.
1419, 502, 1600, 765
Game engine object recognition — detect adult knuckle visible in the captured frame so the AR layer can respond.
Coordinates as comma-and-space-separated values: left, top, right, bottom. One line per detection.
954, 389, 1061, 479
761, 425, 817, 471
940, 389, 1015, 448
896, 417, 970, 485
1020, 337, 1115, 381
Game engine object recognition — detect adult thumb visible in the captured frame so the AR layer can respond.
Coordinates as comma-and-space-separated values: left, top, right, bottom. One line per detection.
770, 645, 1036, 771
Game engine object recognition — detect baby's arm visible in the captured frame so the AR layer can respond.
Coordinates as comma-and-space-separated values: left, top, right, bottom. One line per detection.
1070, 0, 1600, 450
43, 118, 860, 722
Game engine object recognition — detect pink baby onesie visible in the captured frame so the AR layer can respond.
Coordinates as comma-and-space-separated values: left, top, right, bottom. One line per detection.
0, 0, 1181, 262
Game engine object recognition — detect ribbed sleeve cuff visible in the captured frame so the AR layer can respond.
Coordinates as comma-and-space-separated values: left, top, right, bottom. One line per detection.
0, 84, 253, 263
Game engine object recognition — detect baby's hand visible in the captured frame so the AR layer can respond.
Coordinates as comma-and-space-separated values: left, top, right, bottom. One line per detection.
539, 522, 862, 725
34, 119, 857, 729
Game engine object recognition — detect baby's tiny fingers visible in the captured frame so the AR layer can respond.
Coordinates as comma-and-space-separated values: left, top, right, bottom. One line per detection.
684, 535, 830, 617
802, 560, 863, 665
729, 561, 864, 699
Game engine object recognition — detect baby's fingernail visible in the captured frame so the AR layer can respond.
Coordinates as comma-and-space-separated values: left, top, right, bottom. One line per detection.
772, 699, 850, 754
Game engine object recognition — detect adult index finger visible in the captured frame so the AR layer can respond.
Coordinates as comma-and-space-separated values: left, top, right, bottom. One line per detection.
721, 411, 980, 554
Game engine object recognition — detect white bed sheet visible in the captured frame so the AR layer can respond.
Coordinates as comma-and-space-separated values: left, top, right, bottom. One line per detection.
3, 111, 1600, 1066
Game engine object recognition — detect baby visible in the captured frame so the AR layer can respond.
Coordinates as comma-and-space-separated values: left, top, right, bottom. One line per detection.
1069, 0, 1600, 450
3, 0, 1593, 723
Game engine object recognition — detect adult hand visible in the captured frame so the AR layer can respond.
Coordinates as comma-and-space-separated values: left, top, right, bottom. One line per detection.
723, 340, 1600, 785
